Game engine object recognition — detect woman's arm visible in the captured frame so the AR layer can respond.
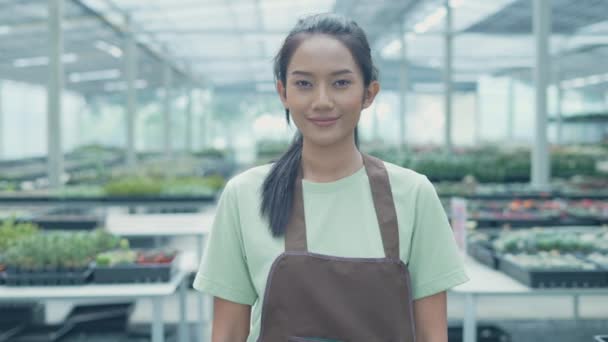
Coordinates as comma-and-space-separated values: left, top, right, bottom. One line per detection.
413, 291, 448, 342
211, 297, 251, 342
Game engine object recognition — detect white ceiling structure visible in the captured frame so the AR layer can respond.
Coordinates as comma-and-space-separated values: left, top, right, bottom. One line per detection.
0, 0, 607, 96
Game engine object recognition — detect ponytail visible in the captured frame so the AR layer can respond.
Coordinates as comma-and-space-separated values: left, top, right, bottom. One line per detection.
260, 127, 303, 237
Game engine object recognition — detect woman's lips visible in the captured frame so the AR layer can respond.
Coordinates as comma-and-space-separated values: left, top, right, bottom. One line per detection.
309, 117, 339, 127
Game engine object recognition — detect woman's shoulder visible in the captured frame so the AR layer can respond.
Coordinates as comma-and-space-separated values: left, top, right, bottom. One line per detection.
224, 163, 274, 190
380, 159, 428, 187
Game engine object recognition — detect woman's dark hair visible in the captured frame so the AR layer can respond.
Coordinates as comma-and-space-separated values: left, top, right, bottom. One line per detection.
260, 13, 378, 237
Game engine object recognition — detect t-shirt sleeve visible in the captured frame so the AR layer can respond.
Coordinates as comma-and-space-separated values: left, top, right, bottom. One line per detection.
407, 175, 469, 300
192, 178, 257, 305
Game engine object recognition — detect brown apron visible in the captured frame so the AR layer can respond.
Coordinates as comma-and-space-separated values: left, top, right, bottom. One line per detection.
257, 153, 416, 342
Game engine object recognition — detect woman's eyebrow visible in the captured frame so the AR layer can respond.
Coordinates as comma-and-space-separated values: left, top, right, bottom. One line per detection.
290, 69, 353, 76
330, 69, 353, 76
291, 70, 313, 76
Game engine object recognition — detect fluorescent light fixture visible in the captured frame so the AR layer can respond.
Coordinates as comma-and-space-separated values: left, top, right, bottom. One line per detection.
69, 69, 121, 83
560, 72, 608, 89
381, 40, 402, 57
381, 33, 417, 58
103, 79, 147, 92
414, 7, 446, 34
13, 56, 48, 68
0, 26, 10, 35
413, 0, 463, 34
63, 53, 78, 63
95, 40, 123, 58
450, 0, 466, 8
13, 53, 78, 68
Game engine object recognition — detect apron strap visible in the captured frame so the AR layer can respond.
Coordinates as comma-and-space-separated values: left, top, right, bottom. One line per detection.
362, 153, 400, 260
285, 153, 400, 260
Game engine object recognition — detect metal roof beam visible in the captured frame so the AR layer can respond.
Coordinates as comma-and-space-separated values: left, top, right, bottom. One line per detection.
69, 0, 196, 84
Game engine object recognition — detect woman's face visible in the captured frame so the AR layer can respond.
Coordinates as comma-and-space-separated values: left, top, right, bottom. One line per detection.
277, 34, 378, 148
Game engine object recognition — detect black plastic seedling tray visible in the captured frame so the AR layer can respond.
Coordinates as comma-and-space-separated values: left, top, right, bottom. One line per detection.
474, 215, 560, 228
467, 240, 500, 269
12, 323, 73, 342
144, 205, 201, 214
565, 211, 608, 225
126, 323, 177, 340
93, 257, 178, 284
0, 323, 26, 342
498, 257, 608, 288
2, 266, 93, 286
0, 302, 45, 326
30, 207, 103, 230
66, 302, 134, 333
448, 324, 511, 342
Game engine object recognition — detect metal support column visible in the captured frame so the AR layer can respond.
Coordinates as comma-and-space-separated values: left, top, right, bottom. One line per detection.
199, 115, 206, 151
573, 294, 580, 320
372, 102, 379, 144
178, 279, 189, 342
199, 93, 207, 150
205, 94, 213, 150
197, 234, 207, 336
474, 90, 481, 145
152, 298, 164, 342
507, 78, 515, 141
532, 0, 551, 188
463, 293, 477, 342
556, 65, 564, 145
125, 15, 138, 169
47, 0, 64, 189
399, 22, 408, 152
163, 61, 173, 162
443, 0, 454, 153
186, 84, 193, 153
0, 81, 4, 159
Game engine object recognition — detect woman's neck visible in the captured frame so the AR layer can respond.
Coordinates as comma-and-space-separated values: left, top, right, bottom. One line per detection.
300, 137, 363, 183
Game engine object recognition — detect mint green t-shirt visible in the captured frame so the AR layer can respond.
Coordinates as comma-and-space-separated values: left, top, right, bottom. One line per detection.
193, 161, 469, 341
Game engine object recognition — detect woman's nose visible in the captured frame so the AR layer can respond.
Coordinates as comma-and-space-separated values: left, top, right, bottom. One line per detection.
312, 85, 334, 110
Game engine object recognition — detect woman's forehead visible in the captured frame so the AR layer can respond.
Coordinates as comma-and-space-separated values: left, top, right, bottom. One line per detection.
287, 35, 359, 76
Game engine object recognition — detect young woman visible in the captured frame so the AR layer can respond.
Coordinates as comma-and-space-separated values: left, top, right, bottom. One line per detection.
194, 13, 469, 342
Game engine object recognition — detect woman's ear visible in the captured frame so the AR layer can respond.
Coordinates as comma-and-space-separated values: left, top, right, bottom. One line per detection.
362, 81, 380, 109
276, 80, 288, 108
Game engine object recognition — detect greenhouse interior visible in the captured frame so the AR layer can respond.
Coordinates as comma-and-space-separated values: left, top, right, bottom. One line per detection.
1, 0, 608, 341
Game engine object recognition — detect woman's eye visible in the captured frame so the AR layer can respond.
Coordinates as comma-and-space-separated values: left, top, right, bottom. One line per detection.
294, 80, 312, 88
334, 79, 351, 88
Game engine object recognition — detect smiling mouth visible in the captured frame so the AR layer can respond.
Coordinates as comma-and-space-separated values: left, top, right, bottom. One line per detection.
309, 117, 339, 127
309, 116, 340, 121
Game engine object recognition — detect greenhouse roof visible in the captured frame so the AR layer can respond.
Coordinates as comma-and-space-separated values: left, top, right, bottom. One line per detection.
0, 0, 607, 97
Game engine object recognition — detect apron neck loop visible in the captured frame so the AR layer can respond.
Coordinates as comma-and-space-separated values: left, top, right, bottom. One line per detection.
284, 153, 400, 260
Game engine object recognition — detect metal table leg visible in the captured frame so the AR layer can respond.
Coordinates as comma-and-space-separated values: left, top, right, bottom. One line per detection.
573, 294, 580, 320
152, 297, 165, 342
197, 234, 206, 329
178, 279, 189, 342
463, 293, 477, 342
